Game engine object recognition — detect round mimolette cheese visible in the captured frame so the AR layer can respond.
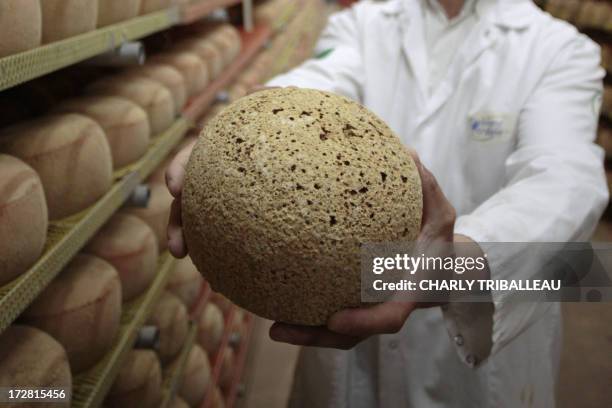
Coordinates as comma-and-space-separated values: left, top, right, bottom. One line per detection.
22, 254, 122, 373
0, 0, 42, 58
98, 0, 141, 27
173, 344, 210, 406
88, 76, 175, 135
0, 155, 48, 286
147, 292, 189, 362
56, 96, 150, 168
0, 114, 113, 220
140, 0, 172, 14
0, 326, 71, 407
149, 52, 209, 97
197, 303, 224, 354
84, 214, 159, 302
122, 182, 173, 250
125, 64, 188, 112
182, 88, 423, 325
40, 0, 98, 44
166, 257, 203, 309
105, 350, 162, 408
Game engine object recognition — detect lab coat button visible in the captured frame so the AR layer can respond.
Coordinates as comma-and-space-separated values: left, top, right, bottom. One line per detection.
388, 340, 399, 350
454, 335, 464, 346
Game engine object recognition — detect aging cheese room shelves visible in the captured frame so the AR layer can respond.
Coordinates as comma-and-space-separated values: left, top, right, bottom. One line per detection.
0, 0, 250, 93
160, 324, 199, 408
0, 9, 180, 92
181, 0, 244, 25
183, 25, 273, 121
225, 315, 255, 408
72, 252, 176, 408
0, 118, 190, 335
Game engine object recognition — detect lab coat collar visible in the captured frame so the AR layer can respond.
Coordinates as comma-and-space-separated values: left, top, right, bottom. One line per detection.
381, 0, 537, 30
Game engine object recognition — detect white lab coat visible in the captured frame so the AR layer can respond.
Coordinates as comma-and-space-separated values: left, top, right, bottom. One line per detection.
267, 0, 608, 407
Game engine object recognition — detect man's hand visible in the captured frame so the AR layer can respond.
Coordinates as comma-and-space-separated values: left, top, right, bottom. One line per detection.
269, 150, 458, 349
166, 139, 196, 259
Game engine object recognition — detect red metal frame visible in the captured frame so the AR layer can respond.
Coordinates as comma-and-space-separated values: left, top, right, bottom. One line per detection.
224, 315, 254, 408
189, 281, 212, 320
182, 24, 273, 121
200, 307, 237, 408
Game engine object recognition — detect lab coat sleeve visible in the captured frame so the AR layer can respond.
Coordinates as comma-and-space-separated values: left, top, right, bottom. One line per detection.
446, 34, 608, 366
266, 7, 365, 102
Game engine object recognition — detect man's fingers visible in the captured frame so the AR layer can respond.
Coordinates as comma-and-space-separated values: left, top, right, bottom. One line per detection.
269, 323, 361, 350
327, 301, 416, 338
166, 140, 196, 198
167, 199, 188, 258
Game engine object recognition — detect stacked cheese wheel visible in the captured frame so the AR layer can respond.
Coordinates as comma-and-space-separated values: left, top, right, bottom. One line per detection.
0, 114, 113, 220
0, 155, 47, 286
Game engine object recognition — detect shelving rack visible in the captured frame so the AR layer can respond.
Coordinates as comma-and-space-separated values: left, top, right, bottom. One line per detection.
71, 253, 176, 408
0, 0, 301, 406
201, 308, 238, 408
0, 0, 249, 93
0, 13, 273, 337
159, 323, 199, 408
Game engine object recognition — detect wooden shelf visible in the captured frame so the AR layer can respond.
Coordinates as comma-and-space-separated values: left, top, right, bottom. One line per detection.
160, 323, 199, 408
181, 0, 243, 25
0, 9, 180, 92
0, 118, 190, 335
72, 253, 177, 408
182, 25, 273, 121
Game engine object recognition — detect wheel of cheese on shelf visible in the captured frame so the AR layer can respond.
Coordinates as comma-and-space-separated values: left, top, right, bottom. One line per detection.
140, 0, 172, 14
169, 396, 190, 408
147, 292, 189, 362
84, 213, 159, 302
210, 386, 225, 408
602, 43, 612, 73
97, 0, 142, 27
171, 344, 210, 407
166, 257, 203, 309
0, 0, 42, 58
603, 87, 612, 120
597, 126, 612, 158
197, 303, 224, 354
105, 350, 162, 408
0, 114, 113, 220
55, 96, 150, 169
575, 1, 609, 29
177, 38, 225, 80
149, 52, 209, 97
87, 76, 175, 135
211, 29, 241, 66
0, 326, 72, 407
218, 347, 235, 389
124, 64, 188, 112
210, 292, 232, 315
40, 0, 98, 44
121, 182, 173, 250
0, 155, 48, 286
22, 254, 122, 373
